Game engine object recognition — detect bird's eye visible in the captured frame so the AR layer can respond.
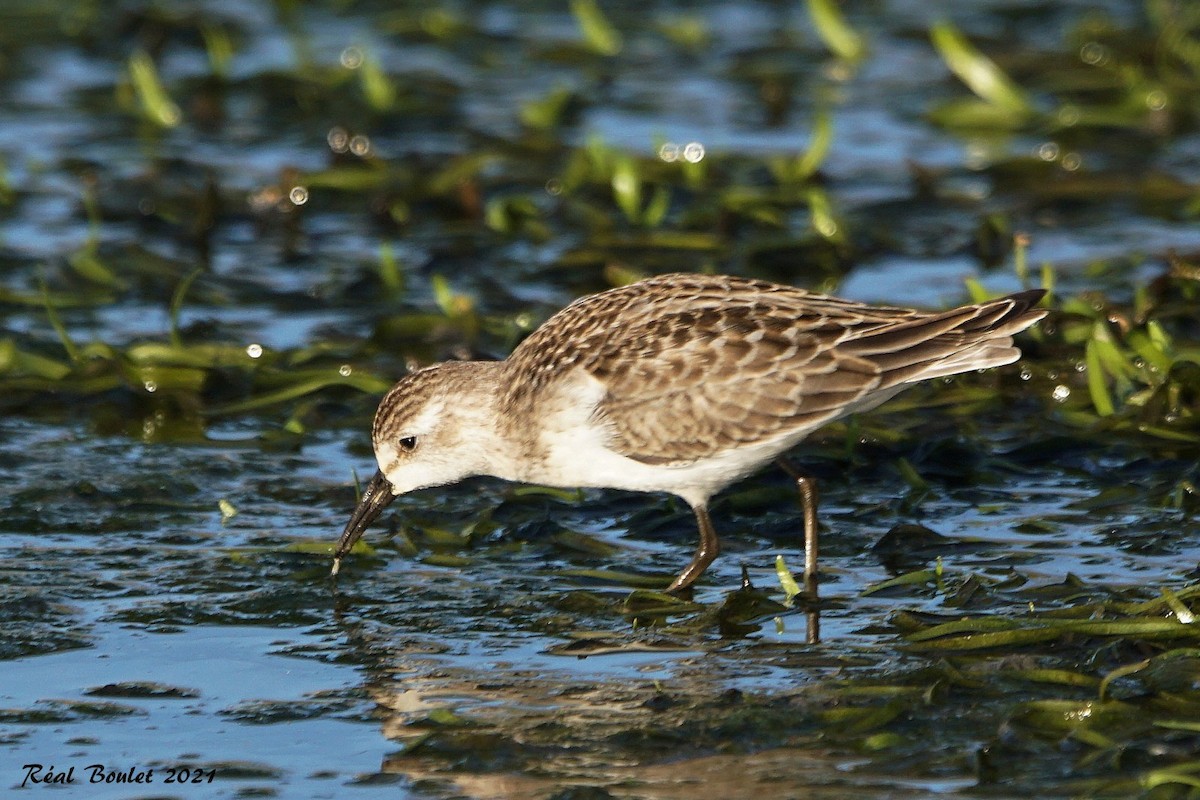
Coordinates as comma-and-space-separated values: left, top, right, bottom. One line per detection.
398, 436, 417, 453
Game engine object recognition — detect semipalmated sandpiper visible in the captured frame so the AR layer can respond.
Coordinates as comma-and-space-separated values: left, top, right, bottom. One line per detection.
333, 273, 1046, 593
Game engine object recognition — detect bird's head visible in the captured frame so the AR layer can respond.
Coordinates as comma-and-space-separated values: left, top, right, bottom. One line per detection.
332, 362, 503, 569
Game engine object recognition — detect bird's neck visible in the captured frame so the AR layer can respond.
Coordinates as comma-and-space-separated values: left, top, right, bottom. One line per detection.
445, 361, 522, 480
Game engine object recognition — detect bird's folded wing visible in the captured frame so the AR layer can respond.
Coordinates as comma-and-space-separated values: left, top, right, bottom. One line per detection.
584, 308, 885, 465
501, 275, 1044, 467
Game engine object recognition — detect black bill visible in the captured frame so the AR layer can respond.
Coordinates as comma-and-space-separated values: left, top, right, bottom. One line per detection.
331, 470, 395, 574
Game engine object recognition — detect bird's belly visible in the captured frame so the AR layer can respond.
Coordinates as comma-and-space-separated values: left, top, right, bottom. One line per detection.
509, 368, 802, 506
517, 422, 796, 508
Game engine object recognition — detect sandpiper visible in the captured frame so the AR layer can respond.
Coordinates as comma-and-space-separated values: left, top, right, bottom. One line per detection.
333, 273, 1046, 593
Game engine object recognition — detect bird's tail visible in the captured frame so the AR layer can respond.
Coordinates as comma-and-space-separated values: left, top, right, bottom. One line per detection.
841, 289, 1047, 389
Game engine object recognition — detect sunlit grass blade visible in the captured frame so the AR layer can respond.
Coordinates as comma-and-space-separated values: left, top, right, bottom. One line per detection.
126, 363, 207, 393
0, 338, 71, 380
169, 268, 204, 348
1161, 587, 1197, 623
554, 568, 668, 588
127, 50, 182, 128
906, 617, 1200, 651
902, 617, 1020, 640
520, 86, 576, 131
611, 156, 643, 223
302, 165, 390, 191
571, 0, 622, 56
1084, 338, 1115, 416
807, 0, 866, 62
39, 273, 80, 364
124, 342, 267, 368
1003, 668, 1101, 689
896, 458, 930, 491
797, 109, 833, 179
1137, 424, 1200, 443
205, 370, 391, 415
378, 242, 404, 294
552, 529, 620, 557
509, 485, 586, 502
805, 187, 843, 242
1098, 657, 1150, 701
963, 277, 990, 303
1126, 324, 1174, 373
930, 21, 1032, 117
1142, 766, 1200, 790
863, 567, 940, 596
775, 555, 801, 606
431, 274, 474, 318
821, 700, 905, 733
201, 24, 234, 80
67, 248, 124, 289
359, 51, 397, 112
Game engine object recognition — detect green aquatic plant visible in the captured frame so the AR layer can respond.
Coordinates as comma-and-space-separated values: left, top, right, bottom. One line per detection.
519, 85, 581, 131
611, 155, 671, 228
376, 242, 405, 296
768, 110, 833, 188
930, 7, 1200, 136
201, 24, 234, 80
0, 158, 13, 206
571, 0, 622, 57
930, 20, 1034, 129
807, 0, 867, 63
356, 49, 398, 113
123, 50, 182, 129
1055, 281, 1200, 443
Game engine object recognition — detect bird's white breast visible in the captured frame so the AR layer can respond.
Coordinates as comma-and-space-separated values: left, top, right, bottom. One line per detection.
510, 369, 799, 507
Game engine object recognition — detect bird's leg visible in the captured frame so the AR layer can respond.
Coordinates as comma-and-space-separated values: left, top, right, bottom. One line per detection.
666, 505, 721, 594
777, 458, 819, 600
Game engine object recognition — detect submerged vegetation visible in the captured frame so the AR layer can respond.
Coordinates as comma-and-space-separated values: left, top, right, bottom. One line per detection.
1, 0, 1199, 797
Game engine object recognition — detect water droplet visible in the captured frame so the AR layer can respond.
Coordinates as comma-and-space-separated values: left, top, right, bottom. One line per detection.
340, 46, 363, 69
327, 126, 349, 153
1019, 367, 1032, 381
658, 142, 679, 162
339, 364, 352, 377
289, 186, 309, 205
1146, 90, 1167, 111
1080, 42, 1108, 65
683, 141, 705, 163
246, 343, 263, 358
544, 178, 562, 196
1061, 152, 1082, 171
144, 380, 158, 393
349, 135, 371, 156
1052, 384, 1071, 402
1036, 142, 1060, 161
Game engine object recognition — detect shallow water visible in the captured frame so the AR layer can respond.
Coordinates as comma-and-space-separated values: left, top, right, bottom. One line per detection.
3, 1, 1200, 797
